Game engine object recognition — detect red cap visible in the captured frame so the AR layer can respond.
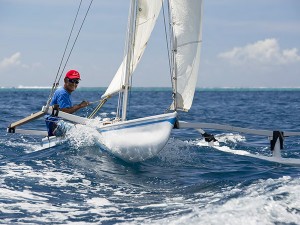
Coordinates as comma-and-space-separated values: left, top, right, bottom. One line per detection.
65, 70, 81, 79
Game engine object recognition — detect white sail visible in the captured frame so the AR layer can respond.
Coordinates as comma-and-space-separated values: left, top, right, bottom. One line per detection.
170, 0, 203, 111
102, 0, 162, 99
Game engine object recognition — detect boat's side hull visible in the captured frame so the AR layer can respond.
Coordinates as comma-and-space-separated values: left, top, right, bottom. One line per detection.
41, 136, 63, 149
40, 112, 177, 162
97, 112, 177, 162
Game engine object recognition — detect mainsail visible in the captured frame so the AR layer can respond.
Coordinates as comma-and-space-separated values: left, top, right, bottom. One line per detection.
170, 0, 203, 111
102, 0, 162, 99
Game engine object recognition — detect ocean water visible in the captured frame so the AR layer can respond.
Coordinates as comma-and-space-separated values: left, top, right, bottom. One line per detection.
1, 88, 300, 224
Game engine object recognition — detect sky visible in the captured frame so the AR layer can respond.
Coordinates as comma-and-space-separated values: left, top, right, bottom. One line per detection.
0, 0, 300, 88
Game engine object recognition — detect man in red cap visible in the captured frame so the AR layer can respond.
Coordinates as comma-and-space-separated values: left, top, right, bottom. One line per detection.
45, 69, 89, 136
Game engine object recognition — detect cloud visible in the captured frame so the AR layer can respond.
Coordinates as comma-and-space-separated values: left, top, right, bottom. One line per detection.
0, 52, 42, 72
218, 38, 300, 65
0, 52, 21, 70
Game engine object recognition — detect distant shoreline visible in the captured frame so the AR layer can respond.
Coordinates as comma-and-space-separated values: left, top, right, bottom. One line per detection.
1, 86, 300, 92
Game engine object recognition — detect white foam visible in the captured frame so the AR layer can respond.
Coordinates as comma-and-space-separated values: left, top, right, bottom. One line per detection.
0, 161, 118, 224
146, 176, 300, 225
64, 122, 104, 149
215, 133, 246, 143
86, 197, 121, 215
1, 159, 300, 224
5, 139, 43, 153
158, 138, 197, 164
2, 130, 300, 224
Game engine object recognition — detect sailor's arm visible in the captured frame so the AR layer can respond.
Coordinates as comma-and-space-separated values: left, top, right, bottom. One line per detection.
61, 101, 89, 114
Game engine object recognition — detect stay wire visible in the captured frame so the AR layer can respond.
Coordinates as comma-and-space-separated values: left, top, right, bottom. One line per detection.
116, 0, 136, 120
162, 0, 172, 78
162, 0, 176, 112
58, 0, 94, 82
127, 1, 138, 120
88, 98, 108, 119
46, 0, 83, 106
47, 0, 94, 106
54, 0, 83, 85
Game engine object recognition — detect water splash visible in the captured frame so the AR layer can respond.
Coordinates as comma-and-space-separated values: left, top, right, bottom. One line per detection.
65, 124, 103, 150
4, 137, 43, 153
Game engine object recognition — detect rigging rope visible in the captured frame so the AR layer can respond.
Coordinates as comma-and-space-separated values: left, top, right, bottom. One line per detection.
54, 1, 83, 88
162, 0, 176, 112
46, 0, 94, 107
46, 0, 83, 107
116, 0, 137, 121
126, 1, 139, 120
57, 0, 94, 83
162, 0, 172, 78
88, 98, 108, 119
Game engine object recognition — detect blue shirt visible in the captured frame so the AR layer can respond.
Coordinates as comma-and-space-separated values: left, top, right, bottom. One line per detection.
45, 87, 73, 136
50, 87, 72, 109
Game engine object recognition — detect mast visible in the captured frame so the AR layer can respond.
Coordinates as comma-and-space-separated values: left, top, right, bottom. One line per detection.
168, 1, 177, 110
103, 1, 162, 119
121, 0, 137, 121
171, 24, 177, 110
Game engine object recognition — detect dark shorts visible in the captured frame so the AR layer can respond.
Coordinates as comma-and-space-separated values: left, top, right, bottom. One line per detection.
45, 115, 60, 136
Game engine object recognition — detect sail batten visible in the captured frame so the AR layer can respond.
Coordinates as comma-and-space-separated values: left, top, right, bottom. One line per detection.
177, 40, 202, 48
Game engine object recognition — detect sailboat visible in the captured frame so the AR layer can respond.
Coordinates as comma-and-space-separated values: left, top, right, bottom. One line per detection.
7, 0, 300, 166
7, 0, 204, 162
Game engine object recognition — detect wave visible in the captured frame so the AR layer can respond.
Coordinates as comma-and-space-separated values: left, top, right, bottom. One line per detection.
146, 176, 300, 225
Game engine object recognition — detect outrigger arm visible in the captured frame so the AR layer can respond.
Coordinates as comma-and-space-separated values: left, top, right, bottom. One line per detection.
7, 105, 89, 136
7, 106, 300, 159
178, 121, 300, 158
42, 105, 89, 125
7, 110, 47, 136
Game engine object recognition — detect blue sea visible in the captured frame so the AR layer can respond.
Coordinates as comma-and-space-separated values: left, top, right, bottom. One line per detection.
1, 88, 300, 224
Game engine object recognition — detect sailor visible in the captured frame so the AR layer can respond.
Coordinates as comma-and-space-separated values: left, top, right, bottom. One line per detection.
45, 69, 89, 136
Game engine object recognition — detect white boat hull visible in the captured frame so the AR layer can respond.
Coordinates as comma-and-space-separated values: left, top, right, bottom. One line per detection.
40, 112, 177, 162
41, 136, 63, 149
97, 112, 177, 162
